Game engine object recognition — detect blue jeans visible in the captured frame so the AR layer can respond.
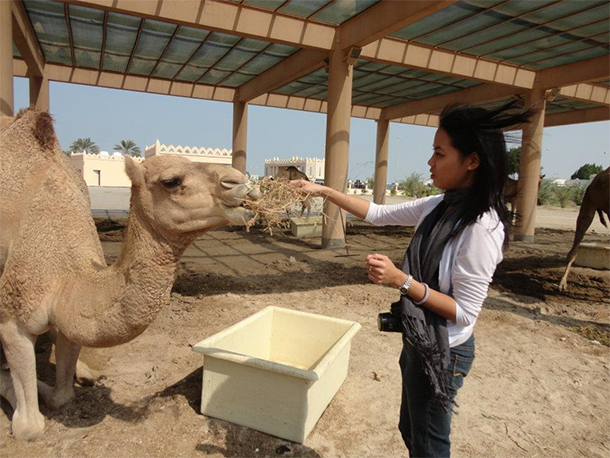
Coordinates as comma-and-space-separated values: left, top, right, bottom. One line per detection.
398, 334, 475, 458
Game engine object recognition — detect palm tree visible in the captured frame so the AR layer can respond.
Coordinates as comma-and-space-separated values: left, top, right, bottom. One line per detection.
114, 139, 141, 157
70, 138, 100, 154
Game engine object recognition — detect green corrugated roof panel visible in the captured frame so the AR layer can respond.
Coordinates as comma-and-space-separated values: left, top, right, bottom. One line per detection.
175, 65, 207, 83
244, 0, 286, 10
69, 5, 104, 69
198, 69, 232, 85
279, 0, 331, 18
102, 13, 141, 73
128, 20, 177, 76
275, 80, 313, 95
530, 47, 608, 69
24, 0, 71, 64
214, 39, 269, 72
294, 85, 327, 97
221, 72, 256, 87
152, 62, 184, 79
390, 2, 486, 41
312, 0, 379, 25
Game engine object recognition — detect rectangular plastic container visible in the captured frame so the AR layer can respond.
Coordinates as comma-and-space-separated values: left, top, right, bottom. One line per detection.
575, 242, 610, 270
192, 306, 361, 443
290, 216, 323, 238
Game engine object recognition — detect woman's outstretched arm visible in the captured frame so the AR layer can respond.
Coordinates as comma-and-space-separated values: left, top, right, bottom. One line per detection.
291, 180, 370, 220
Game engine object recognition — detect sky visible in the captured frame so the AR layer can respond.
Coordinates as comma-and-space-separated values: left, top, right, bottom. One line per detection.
13, 77, 610, 182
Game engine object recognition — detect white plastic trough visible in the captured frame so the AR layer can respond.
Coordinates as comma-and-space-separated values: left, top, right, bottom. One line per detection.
290, 216, 323, 238
192, 306, 361, 443
575, 242, 610, 270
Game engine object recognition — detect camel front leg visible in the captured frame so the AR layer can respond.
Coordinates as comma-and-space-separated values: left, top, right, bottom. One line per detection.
0, 321, 45, 440
37, 331, 80, 409
559, 200, 596, 291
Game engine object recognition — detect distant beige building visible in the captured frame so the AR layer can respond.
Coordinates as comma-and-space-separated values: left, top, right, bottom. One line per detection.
264, 157, 324, 181
70, 140, 233, 187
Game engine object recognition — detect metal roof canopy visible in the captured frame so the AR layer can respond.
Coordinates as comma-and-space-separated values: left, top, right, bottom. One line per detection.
10, 0, 609, 127
6, 0, 610, 245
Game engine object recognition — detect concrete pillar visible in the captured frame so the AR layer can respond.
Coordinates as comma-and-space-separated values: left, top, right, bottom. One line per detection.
232, 101, 248, 174
373, 119, 389, 204
514, 87, 546, 242
29, 73, 49, 111
322, 48, 353, 249
0, 0, 14, 116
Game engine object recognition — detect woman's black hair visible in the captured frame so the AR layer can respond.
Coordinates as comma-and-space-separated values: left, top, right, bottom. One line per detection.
439, 99, 533, 245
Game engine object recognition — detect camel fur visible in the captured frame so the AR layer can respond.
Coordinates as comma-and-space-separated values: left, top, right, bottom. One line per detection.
0, 109, 259, 440
558, 167, 609, 291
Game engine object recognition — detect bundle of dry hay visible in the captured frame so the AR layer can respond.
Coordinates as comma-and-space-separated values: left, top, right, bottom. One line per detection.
243, 177, 321, 235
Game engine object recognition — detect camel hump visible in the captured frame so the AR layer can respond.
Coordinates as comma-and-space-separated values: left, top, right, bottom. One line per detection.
13, 108, 58, 153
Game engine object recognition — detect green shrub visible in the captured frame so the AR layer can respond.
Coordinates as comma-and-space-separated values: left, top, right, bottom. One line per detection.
553, 186, 573, 208
570, 185, 586, 206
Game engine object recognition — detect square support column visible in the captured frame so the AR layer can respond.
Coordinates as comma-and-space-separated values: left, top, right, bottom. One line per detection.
373, 119, 389, 204
514, 88, 546, 242
232, 101, 248, 174
322, 48, 353, 249
29, 73, 49, 112
1, 0, 14, 116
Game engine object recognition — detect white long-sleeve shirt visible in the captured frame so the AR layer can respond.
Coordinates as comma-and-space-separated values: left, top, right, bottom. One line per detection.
365, 195, 504, 347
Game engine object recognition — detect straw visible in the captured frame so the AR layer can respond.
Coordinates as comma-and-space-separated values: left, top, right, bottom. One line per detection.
242, 177, 321, 235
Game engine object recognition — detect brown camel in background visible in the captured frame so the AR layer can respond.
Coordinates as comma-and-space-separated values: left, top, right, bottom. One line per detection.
275, 166, 311, 217
504, 174, 545, 214
559, 167, 609, 291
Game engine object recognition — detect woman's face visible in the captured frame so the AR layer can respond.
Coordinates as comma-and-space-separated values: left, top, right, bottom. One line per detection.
428, 128, 479, 191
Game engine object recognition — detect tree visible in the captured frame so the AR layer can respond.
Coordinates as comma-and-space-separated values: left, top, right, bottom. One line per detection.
506, 147, 520, 176
399, 172, 426, 198
69, 138, 99, 154
365, 177, 374, 189
114, 139, 141, 157
571, 163, 603, 180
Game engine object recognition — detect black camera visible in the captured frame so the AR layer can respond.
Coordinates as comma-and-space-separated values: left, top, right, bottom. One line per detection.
377, 301, 403, 333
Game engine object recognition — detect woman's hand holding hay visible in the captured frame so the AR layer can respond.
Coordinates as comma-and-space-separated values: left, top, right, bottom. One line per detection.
241, 177, 318, 234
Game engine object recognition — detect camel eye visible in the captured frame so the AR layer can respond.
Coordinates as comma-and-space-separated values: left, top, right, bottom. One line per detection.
161, 177, 182, 189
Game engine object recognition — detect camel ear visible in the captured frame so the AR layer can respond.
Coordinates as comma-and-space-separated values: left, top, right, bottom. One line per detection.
125, 155, 145, 187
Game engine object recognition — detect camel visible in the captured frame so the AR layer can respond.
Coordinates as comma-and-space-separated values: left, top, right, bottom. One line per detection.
275, 166, 311, 216
0, 109, 260, 440
559, 167, 609, 291
504, 174, 545, 214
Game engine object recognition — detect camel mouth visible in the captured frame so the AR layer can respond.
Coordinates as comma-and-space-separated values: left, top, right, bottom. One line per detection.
219, 202, 256, 225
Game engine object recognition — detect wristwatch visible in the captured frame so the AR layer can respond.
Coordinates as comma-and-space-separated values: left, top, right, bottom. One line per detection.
399, 274, 413, 296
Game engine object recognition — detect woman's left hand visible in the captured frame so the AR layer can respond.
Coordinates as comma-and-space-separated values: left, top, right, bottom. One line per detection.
366, 254, 405, 288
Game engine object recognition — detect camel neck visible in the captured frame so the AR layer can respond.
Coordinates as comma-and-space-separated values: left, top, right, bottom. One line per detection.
52, 203, 196, 348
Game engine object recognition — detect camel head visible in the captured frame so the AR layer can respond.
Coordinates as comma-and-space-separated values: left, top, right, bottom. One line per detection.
125, 156, 260, 238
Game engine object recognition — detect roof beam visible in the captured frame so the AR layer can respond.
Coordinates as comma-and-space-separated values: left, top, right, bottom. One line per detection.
361, 38, 536, 89
538, 55, 610, 89
11, 59, 438, 125
558, 83, 610, 106
545, 107, 610, 127
60, 0, 336, 51
339, 0, 456, 50
237, 49, 326, 102
12, 0, 45, 77
381, 83, 525, 120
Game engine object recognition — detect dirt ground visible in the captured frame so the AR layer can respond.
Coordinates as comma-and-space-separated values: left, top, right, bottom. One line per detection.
1, 206, 609, 458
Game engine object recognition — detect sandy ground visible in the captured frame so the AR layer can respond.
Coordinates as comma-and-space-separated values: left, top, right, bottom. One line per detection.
1, 206, 609, 458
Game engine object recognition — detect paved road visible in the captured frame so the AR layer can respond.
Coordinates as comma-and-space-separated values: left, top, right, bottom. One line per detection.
88, 187, 608, 233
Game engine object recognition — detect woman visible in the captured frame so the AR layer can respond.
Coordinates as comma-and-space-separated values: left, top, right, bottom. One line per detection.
292, 101, 532, 457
